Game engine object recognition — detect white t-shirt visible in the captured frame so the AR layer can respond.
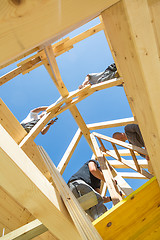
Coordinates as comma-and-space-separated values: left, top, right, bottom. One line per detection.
21, 111, 40, 124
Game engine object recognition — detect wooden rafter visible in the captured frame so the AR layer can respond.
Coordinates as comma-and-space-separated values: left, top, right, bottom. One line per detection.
87, 117, 135, 131
57, 129, 82, 174
0, 125, 81, 240
101, 0, 160, 185
90, 134, 122, 205
38, 146, 102, 240
0, 220, 47, 240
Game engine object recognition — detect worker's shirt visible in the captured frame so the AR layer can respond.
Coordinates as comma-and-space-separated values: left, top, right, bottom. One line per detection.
68, 160, 101, 190
21, 111, 40, 124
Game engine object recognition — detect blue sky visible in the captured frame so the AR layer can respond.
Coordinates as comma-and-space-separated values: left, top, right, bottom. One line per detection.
0, 17, 147, 209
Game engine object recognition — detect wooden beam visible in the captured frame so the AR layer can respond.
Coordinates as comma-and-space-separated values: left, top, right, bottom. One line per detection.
108, 159, 148, 169
119, 172, 146, 179
103, 149, 152, 179
0, 125, 81, 240
105, 149, 138, 157
57, 129, 82, 174
0, 220, 47, 240
93, 132, 148, 156
38, 146, 102, 240
0, 98, 27, 144
101, 0, 160, 184
44, 48, 97, 155
13, 23, 103, 76
0, 57, 41, 86
46, 85, 91, 114
0, 186, 35, 235
97, 138, 133, 196
0, 0, 120, 67
87, 117, 135, 130
94, 177, 160, 240
90, 134, 122, 205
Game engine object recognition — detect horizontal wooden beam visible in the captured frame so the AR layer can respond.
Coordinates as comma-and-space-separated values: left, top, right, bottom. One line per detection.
119, 172, 146, 179
105, 149, 138, 157
0, 220, 47, 240
93, 132, 148, 156
87, 117, 135, 130
0, 125, 81, 240
108, 159, 148, 169
101, 0, 160, 185
0, 0, 120, 67
0, 57, 41, 86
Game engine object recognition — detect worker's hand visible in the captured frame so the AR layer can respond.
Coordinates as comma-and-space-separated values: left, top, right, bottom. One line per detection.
103, 196, 112, 203
47, 118, 58, 126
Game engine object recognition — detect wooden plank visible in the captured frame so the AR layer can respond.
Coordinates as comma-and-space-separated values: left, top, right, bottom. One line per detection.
148, 0, 160, 59
0, 57, 41, 86
0, 0, 120, 67
0, 98, 51, 180
55, 23, 104, 54
129, 149, 141, 172
94, 177, 160, 240
0, 125, 81, 240
104, 149, 152, 179
32, 231, 58, 240
98, 139, 133, 196
0, 98, 27, 144
0, 220, 47, 240
57, 129, 82, 174
93, 132, 148, 156
108, 159, 148, 169
101, 0, 160, 184
16, 21, 104, 74
46, 85, 91, 114
0, 47, 40, 70
105, 149, 139, 157
90, 134, 122, 205
118, 172, 146, 179
44, 45, 69, 96
44, 50, 97, 155
38, 146, 102, 240
89, 77, 123, 92
111, 143, 122, 162
0, 186, 35, 235
87, 117, 135, 130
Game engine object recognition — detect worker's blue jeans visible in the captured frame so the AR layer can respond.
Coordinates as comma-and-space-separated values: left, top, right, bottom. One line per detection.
68, 179, 107, 220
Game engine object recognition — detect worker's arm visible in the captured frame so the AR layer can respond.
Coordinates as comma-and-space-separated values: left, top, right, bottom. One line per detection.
41, 119, 57, 135
31, 106, 48, 113
79, 75, 90, 89
88, 161, 105, 181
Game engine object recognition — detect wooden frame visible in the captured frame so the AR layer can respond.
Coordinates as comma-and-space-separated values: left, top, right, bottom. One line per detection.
0, 1, 160, 238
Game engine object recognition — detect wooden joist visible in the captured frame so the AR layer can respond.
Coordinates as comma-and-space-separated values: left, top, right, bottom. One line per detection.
101, 0, 160, 184
0, 125, 81, 240
0, 220, 47, 240
38, 146, 102, 240
108, 159, 148, 169
0, 0, 120, 67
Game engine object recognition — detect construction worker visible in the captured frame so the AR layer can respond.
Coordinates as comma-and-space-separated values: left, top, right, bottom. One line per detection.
79, 63, 121, 89
68, 159, 112, 220
21, 106, 58, 134
112, 124, 154, 174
